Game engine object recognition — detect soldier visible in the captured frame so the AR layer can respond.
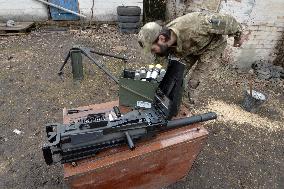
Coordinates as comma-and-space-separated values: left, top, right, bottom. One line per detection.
138, 12, 244, 105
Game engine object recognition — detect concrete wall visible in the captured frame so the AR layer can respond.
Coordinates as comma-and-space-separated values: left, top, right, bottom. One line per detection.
0, 0, 143, 22
79, 0, 143, 21
166, 0, 221, 21
165, 0, 284, 69
0, 0, 49, 21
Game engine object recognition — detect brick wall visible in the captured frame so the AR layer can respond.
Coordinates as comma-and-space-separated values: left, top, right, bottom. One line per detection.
220, 0, 284, 69
165, 0, 284, 68
273, 32, 284, 67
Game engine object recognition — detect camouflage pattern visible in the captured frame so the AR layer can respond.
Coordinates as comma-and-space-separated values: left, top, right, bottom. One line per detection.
165, 12, 242, 104
167, 12, 242, 58
139, 12, 242, 104
182, 35, 227, 103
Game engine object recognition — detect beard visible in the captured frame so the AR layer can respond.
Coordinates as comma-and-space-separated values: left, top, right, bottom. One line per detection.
156, 44, 170, 57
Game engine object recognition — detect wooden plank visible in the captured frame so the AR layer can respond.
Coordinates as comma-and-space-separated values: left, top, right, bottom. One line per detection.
0, 33, 28, 36
0, 22, 34, 31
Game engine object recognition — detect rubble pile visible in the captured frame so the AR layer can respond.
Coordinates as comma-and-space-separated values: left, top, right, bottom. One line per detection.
252, 60, 284, 81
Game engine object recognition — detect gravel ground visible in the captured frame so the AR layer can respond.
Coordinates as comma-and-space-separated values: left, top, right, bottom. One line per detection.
0, 25, 283, 189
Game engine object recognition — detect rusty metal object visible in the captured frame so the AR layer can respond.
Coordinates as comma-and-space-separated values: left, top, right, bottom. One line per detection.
63, 101, 208, 189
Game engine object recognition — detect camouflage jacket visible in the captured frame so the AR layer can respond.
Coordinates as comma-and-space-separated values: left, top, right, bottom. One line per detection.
166, 12, 242, 57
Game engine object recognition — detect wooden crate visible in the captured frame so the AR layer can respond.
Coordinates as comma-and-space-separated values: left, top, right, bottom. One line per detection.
63, 101, 208, 189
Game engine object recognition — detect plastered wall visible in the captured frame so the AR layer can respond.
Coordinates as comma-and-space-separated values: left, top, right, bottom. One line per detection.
220, 0, 284, 68
0, 0, 142, 22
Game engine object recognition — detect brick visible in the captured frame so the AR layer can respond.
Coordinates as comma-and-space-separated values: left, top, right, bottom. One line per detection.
263, 43, 277, 49
254, 43, 276, 49
257, 40, 268, 45
245, 39, 259, 45
255, 49, 272, 55
254, 44, 265, 49
251, 21, 275, 27
258, 39, 279, 45
258, 25, 271, 31
256, 30, 272, 35
247, 25, 260, 31
268, 26, 278, 32
275, 22, 284, 27
242, 43, 257, 49
254, 32, 282, 41
253, 35, 268, 40
266, 22, 277, 27
254, 32, 271, 38
277, 16, 284, 19
270, 31, 283, 37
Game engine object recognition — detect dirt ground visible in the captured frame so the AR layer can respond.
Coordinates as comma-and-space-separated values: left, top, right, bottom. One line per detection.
0, 25, 283, 189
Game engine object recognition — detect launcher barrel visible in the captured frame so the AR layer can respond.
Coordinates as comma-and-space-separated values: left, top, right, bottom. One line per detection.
166, 112, 217, 129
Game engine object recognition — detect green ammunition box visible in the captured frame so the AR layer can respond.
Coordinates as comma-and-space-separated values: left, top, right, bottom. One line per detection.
119, 77, 159, 108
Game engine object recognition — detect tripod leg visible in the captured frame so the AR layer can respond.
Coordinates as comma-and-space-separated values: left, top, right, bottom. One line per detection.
58, 52, 71, 76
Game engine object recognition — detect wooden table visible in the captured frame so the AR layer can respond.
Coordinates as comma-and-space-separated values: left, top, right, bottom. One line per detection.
63, 101, 208, 189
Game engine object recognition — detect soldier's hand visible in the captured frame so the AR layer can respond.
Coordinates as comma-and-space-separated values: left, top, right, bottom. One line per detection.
233, 32, 250, 47
233, 37, 244, 47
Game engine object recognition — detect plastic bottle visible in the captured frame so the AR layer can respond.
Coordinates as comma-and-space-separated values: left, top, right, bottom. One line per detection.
150, 64, 162, 81
157, 68, 166, 82
134, 71, 141, 80
139, 67, 147, 79
146, 65, 154, 81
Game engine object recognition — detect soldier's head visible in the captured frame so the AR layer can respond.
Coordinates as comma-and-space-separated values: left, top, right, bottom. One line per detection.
138, 22, 171, 57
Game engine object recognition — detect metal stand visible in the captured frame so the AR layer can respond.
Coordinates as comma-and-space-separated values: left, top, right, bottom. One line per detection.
58, 46, 128, 83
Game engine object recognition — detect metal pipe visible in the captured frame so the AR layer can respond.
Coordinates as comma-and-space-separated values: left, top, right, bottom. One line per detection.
90, 50, 128, 61
34, 0, 87, 18
81, 50, 120, 84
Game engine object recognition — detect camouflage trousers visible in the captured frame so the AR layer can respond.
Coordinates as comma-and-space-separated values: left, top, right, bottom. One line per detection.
182, 35, 227, 104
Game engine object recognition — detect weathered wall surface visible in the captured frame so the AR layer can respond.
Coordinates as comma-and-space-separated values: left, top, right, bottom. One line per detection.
0, 0, 143, 22
273, 32, 284, 67
166, 0, 221, 21
166, 0, 284, 69
79, 0, 143, 21
0, 0, 49, 21
220, 0, 284, 69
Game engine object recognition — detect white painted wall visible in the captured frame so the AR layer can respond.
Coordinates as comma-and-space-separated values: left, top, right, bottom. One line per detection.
0, 0, 49, 21
0, 0, 143, 22
220, 0, 284, 69
79, 0, 143, 21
